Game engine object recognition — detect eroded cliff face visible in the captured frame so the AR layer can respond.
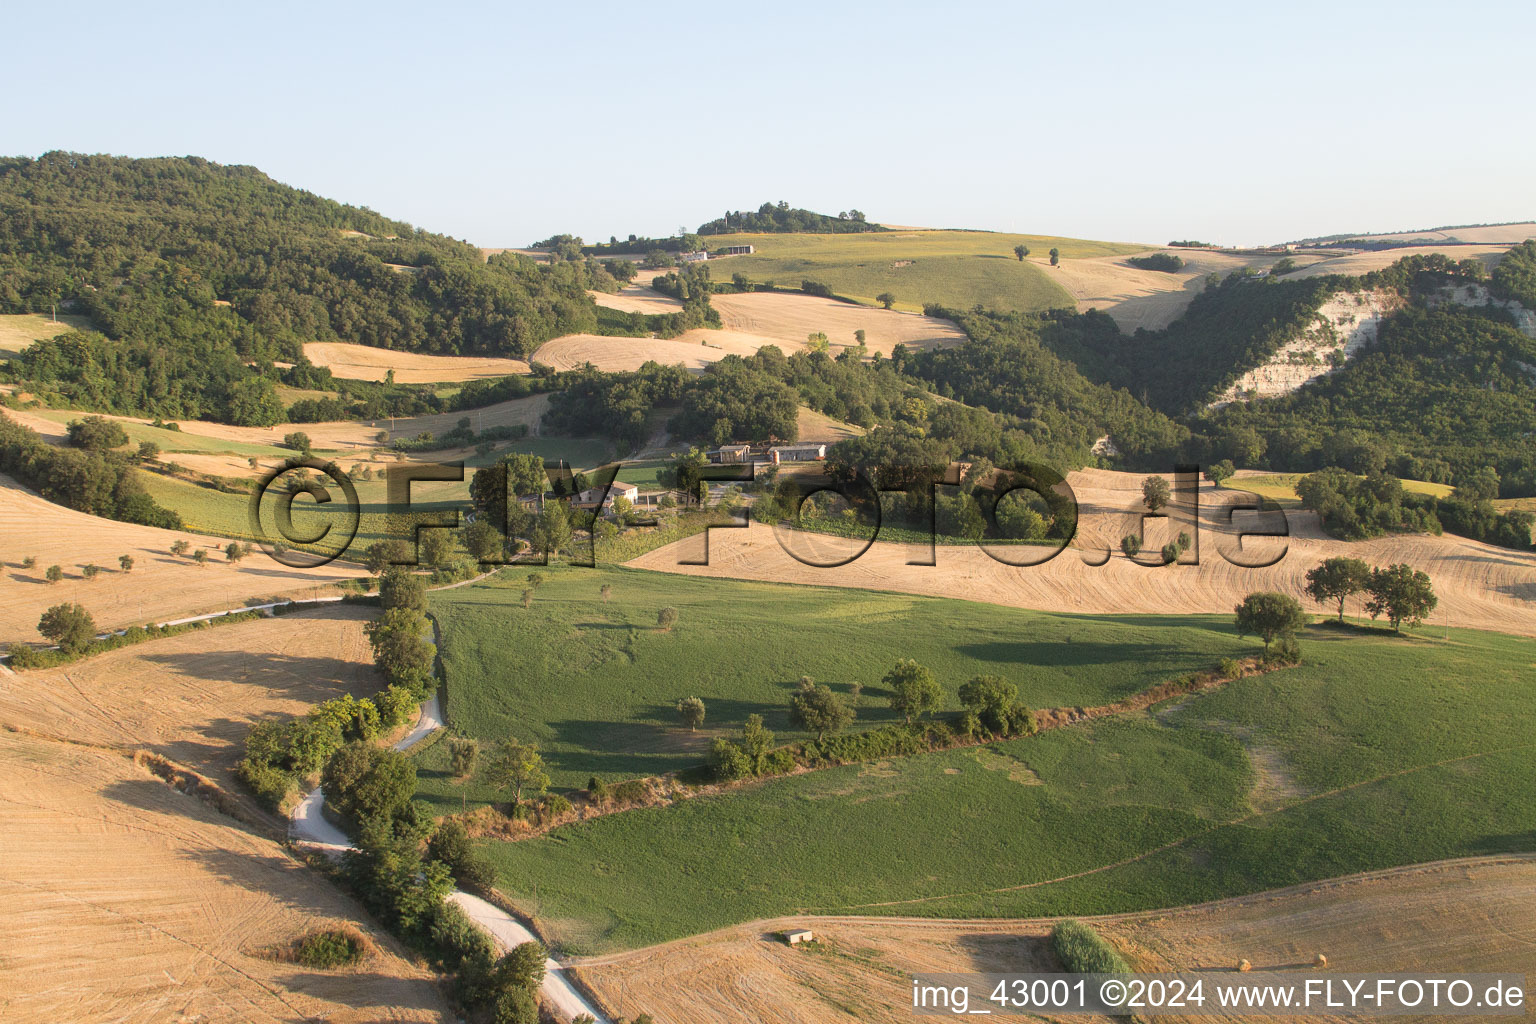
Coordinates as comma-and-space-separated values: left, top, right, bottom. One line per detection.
1215, 289, 1403, 405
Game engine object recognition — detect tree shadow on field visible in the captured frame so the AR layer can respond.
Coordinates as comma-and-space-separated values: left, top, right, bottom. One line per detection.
954, 639, 1188, 669
956, 932, 1055, 973
1469, 830, 1536, 854
7, 572, 48, 584
136, 649, 378, 698
272, 971, 446, 1013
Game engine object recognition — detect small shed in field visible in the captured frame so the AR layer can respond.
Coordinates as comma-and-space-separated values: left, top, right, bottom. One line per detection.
785, 928, 815, 945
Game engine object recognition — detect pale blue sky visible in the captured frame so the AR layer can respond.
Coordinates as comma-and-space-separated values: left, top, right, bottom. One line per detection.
7, 1, 1532, 247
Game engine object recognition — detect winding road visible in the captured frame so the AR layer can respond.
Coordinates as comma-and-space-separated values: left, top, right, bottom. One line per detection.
283, 602, 606, 1022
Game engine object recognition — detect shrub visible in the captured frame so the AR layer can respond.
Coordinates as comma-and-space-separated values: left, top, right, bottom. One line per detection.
543, 793, 573, 817
429, 899, 496, 973
1051, 919, 1131, 974
611, 779, 649, 805
429, 819, 498, 891
376, 684, 421, 729
1262, 635, 1303, 668
237, 758, 296, 809
293, 929, 365, 969
449, 736, 481, 777
586, 776, 608, 804
1218, 657, 1243, 679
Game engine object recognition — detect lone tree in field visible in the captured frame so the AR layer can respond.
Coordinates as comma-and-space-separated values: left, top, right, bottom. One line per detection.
118, 554, 134, 572
1013, 244, 1030, 261
170, 540, 189, 557
677, 696, 706, 732
283, 431, 313, 455
884, 658, 942, 724
38, 603, 96, 653
225, 541, 244, 564
1049, 247, 1061, 266
45, 564, 63, 584
1304, 556, 1371, 622
657, 606, 679, 631
82, 564, 101, 580
1141, 475, 1171, 512
1206, 460, 1235, 487
789, 684, 854, 742
876, 292, 896, 310
600, 583, 613, 604
1365, 563, 1437, 633
138, 440, 160, 462
1233, 591, 1306, 651
193, 549, 209, 566
483, 738, 549, 810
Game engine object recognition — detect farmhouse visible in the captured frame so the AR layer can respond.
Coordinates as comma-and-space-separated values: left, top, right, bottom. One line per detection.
573, 481, 640, 510
707, 444, 752, 464
769, 443, 826, 464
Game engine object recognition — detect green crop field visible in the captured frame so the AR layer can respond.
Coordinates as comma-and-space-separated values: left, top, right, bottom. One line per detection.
1233, 473, 1454, 509
699, 229, 1145, 314
474, 622, 1536, 953
415, 570, 1253, 798
140, 435, 612, 550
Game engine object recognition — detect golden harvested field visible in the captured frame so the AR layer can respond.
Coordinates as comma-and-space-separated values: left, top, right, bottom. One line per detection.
710, 291, 966, 357
0, 605, 381, 792
537, 291, 966, 372
2, 393, 551, 452
1346, 223, 1536, 244
0, 473, 365, 643
302, 342, 530, 383
0, 732, 450, 1024
0, 312, 95, 359
1050, 250, 1318, 332
530, 332, 776, 372
588, 284, 684, 315
1286, 244, 1511, 280
627, 468, 1536, 636
574, 856, 1536, 1024
796, 406, 864, 442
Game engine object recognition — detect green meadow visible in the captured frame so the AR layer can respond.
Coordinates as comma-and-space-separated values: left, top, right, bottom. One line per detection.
415, 569, 1253, 798
699, 229, 1144, 313
470, 622, 1536, 954
137, 435, 612, 552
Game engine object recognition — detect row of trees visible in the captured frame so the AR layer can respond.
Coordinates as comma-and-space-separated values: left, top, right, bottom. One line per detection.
1297, 465, 1532, 549
1304, 557, 1438, 632
707, 660, 1037, 781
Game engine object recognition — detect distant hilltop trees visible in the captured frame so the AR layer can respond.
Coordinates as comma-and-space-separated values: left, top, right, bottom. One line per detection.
698, 202, 889, 235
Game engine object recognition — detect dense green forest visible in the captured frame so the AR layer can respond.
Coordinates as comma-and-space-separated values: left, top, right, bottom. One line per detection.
0, 153, 601, 422
1491, 239, 1536, 307
697, 202, 886, 235
0, 413, 180, 527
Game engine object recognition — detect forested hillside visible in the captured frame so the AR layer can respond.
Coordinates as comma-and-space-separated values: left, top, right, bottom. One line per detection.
0, 153, 599, 422
1202, 306, 1536, 495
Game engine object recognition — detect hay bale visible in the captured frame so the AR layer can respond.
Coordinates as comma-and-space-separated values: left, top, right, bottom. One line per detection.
1237, 959, 1252, 972
1315, 953, 1328, 967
